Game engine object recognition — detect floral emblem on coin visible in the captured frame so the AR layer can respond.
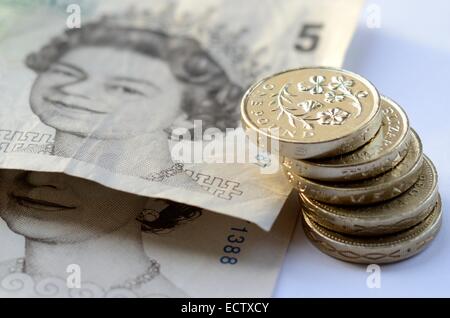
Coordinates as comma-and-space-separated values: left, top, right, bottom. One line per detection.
270, 75, 368, 130
299, 75, 368, 117
298, 75, 326, 94
317, 108, 350, 125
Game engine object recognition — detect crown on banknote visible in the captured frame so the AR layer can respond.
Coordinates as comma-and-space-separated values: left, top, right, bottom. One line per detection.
95, 5, 270, 86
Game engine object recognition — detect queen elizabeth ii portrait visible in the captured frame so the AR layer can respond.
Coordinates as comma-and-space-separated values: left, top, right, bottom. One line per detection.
0, 13, 244, 297
0, 169, 201, 297
25, 17, 242, 184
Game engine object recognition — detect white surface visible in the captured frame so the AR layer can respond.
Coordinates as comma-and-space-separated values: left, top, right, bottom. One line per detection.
274, 0, 450, 297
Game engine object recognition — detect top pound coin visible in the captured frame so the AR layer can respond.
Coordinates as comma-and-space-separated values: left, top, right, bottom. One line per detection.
241, 67, 381, 159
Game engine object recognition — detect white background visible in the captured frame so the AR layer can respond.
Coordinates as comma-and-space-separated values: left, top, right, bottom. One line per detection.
275, 0, 450, 297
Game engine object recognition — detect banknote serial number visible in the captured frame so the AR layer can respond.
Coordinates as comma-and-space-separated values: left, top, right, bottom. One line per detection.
219, 223, 249, 265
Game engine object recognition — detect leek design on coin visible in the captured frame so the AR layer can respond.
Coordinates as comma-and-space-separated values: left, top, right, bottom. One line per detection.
302, 197, 442, 264
241, 67, 382, 159
284, 96, 411, 181
285, 130, 424, 205
300, 156, 439, 236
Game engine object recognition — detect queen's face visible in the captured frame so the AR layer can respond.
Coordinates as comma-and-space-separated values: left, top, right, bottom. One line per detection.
0, 171, 148, 243
0, 170, 18, 214
30, 46, 183, 139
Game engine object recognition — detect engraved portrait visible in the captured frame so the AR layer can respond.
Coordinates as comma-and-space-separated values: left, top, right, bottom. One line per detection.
25, 17, 243, 184
0, 10, 258, 297
0, 169, 201, 297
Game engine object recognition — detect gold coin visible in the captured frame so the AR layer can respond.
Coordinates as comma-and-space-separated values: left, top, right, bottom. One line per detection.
285, 130, 423, 205
241, 67, 382, 159
284, 96, 410, 181
301, 155, 439, 235
302, 196, 442, 264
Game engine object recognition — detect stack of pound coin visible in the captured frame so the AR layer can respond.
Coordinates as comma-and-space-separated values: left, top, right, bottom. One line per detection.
285, 129, 423, 205
240, 66, 442, 264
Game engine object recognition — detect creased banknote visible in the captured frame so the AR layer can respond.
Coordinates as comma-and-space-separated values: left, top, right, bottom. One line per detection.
0, 169, 298, 297
0, 0, 363, 230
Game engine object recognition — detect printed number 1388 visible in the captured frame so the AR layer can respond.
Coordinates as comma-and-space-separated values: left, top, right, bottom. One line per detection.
220, 226, 248, 265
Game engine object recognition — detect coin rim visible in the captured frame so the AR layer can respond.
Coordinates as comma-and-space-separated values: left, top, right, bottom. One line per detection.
303, 196, 441, 247
302, 196, 442, 263
284, 130, 423, 200
299, 155, 439, 235
243, 105, 383, 159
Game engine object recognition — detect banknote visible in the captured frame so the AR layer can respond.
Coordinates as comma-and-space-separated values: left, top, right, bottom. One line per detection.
0, 0, 363, 230
0, 169, 298, 297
